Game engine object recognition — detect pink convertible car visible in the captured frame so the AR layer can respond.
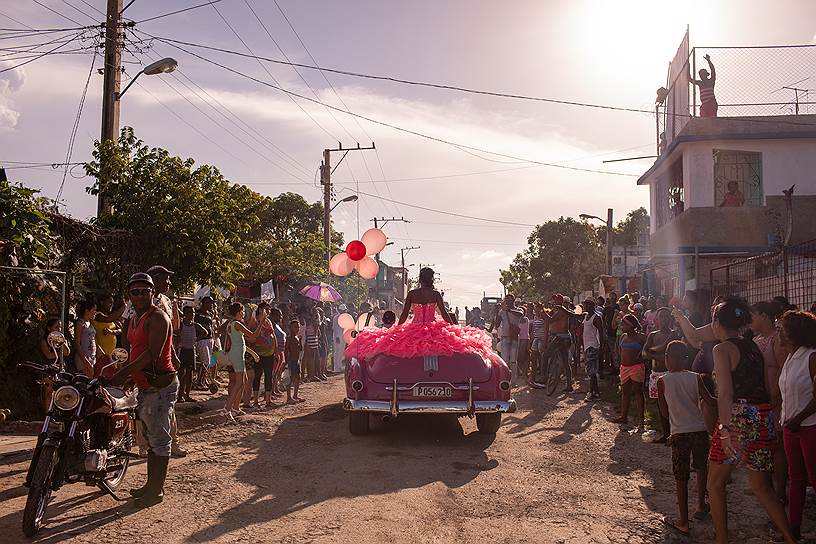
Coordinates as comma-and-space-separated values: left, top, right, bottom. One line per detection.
343, 351, 516, 435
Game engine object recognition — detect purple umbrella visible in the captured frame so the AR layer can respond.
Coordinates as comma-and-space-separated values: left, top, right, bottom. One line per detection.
299, 282, 343, 302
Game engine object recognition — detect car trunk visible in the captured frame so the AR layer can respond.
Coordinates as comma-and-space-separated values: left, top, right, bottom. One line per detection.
367, 352, 492, 384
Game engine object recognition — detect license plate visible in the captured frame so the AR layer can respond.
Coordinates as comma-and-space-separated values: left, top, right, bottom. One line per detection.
413, 385, 452, 397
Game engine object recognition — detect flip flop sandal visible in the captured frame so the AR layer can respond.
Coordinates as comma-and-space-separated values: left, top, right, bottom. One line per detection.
661, 516, 690, 536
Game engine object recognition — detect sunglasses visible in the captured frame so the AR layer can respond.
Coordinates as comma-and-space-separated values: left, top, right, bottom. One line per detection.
129, 288, 153, 297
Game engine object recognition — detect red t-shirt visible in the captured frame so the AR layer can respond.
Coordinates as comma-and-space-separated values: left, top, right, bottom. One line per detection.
127, 306, 174, 389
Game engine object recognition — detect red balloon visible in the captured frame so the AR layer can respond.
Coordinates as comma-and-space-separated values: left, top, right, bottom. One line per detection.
346, 240, 366, 261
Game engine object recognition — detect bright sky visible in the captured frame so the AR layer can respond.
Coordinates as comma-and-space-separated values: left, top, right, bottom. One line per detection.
3, 0, 816, 309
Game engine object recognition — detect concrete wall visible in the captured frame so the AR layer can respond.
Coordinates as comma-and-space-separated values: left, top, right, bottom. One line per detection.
683, 139, 816, 208
650, 197, 816, 254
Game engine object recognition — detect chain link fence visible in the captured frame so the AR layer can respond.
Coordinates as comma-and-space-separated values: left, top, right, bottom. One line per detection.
656, 44, 816, 154
709, 238, 816, 307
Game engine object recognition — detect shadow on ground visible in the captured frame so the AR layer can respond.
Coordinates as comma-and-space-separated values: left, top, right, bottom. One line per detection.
188, 403, 498, 542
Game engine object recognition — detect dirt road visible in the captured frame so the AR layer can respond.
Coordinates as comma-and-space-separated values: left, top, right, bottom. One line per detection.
0, 376, 792, 543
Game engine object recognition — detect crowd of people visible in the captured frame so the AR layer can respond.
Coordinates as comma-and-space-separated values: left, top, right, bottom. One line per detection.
29, 265, 816, 538
472, 287, 816, 542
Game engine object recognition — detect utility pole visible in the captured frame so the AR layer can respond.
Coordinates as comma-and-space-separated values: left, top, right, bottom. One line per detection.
98, 0, 124, 217
400, 246, 419, 298
320, 142, 375, 266
606, 208, 613, 277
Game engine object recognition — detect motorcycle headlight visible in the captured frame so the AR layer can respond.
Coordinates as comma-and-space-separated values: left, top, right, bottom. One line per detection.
53, 386, 80, 411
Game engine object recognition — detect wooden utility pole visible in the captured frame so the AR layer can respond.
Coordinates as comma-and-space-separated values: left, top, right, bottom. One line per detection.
320, 143, 375, 266
98, 0, 123, 217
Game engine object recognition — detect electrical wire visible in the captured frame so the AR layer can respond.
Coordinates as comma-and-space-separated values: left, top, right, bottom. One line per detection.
77, 0, 106, 18
0, 10, 34, 29
32, 0, 85, 27
147, 46, 312, 177
353, 189, 536, 227
138, 32, 637, 176
62, 0, 99, 23
388, 237, 527, 247
0, 31, 85, 74
132, 1, 224, 24
210, 3, 337, 142
56, 50, 96, 205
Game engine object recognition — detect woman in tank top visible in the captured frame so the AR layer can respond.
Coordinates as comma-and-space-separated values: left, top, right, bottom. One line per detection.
778, 310, 816, 541
74, 299, 97, 378
707, 298, 796, 544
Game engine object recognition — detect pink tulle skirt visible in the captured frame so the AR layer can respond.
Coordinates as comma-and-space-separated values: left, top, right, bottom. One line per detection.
344, 321, 497, 362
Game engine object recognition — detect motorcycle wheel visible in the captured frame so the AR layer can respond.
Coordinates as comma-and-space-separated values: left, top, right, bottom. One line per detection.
105, 427, 133, 490
22, 444, 57, 537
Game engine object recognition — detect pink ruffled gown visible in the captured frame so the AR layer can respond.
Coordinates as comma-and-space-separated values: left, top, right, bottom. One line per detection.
344, 303, 497, 362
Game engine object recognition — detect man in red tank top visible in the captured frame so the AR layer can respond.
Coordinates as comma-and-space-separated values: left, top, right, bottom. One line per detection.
111, 273, 176, 508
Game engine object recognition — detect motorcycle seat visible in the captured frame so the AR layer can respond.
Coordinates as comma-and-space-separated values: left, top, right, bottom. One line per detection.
105, 386, 138, 411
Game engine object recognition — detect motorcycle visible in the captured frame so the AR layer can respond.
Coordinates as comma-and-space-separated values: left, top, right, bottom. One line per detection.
19, 332, 137, 537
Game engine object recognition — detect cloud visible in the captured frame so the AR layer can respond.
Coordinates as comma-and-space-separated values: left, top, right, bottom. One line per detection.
0, 64, 25, 131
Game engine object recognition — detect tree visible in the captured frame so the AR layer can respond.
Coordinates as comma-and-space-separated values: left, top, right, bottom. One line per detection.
240, 192, 345, 284
614, 206, 649, 246
85, 127, 261, 289
0, 180, 61, 418
500, 217, 605, 298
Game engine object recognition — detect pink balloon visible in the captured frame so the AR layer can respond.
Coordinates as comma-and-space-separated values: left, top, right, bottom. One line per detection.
329, 253, 354, 276
338, 313, 355, 330
343, 329, 355, 344
355, 256, 379, 279
361, 228, 387, 256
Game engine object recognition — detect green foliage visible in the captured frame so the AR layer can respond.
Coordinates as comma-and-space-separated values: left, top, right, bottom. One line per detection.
241, 192, 333, 283
85, 127, 261, 290
0, 181, 61, 418
595, 207, 650, 247
500, 217, 605, 298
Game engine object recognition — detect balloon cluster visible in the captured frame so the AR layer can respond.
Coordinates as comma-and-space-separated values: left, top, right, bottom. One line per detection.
337, 312, 378, 343
329, 228, 387, 280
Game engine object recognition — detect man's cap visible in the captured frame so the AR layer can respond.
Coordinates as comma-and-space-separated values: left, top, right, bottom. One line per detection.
127, 272, 155, 288
146, 265, 174, 276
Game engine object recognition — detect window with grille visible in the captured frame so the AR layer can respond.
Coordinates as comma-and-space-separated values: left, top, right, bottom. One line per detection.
713, 150, 763, 207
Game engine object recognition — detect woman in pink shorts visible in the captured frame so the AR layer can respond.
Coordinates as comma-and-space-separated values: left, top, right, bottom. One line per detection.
613, 315, 647, 430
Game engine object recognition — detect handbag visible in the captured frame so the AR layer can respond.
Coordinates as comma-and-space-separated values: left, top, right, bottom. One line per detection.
215, 321, 234, 369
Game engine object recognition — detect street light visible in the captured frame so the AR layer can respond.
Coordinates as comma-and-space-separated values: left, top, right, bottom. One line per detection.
330, 194, 358, 212
117, 57, 178, 99
579, 209, 613, 276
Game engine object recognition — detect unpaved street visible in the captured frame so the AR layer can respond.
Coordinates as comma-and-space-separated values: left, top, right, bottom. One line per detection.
0, 377, 789, 543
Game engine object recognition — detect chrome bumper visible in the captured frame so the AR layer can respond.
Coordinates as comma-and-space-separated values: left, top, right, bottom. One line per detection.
342, 398, 517, 415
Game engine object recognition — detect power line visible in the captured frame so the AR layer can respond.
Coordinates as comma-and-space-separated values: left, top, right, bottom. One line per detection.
354, 189, 536, 227
0, 31, 86, 74
32, 0, 86, 27
143, 48, 312, 178
209, 3, 337, 141
140, 34, 816, 131
137, 32, 638, 176
77, 0, 107, 18
0, 10, 35, 29
389, 237, 527, 246
56, 50, 96, 204
62, 0, 99, 23
132, 0, 224, 24
143, 55, 313, 185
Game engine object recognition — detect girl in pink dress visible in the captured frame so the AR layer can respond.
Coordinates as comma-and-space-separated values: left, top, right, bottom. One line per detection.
344, 268, 497, 362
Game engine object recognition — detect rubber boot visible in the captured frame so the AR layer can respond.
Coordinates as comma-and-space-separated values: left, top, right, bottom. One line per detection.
129, 451, 153, 498
134, 455, 169, 508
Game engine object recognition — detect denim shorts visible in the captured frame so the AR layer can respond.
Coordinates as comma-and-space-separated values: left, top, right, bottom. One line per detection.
137, 378, 179, 458
287, 358, 301, 376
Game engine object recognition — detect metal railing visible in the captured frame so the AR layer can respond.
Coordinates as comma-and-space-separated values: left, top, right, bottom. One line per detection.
709, 238, 816, 307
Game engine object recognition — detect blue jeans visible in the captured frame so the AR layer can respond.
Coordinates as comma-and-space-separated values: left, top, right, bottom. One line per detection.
137, 378, 179, 458
585, 347, 599, 378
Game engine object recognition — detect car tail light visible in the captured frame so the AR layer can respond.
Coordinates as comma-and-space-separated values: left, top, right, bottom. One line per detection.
351, 380, 364, 392
499, 380, 511, 391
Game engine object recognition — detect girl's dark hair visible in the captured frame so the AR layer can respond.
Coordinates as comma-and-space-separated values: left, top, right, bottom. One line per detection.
77, 298, 96, 316
781, 310, 816, 349
258, 302, 272, 312
96, 292, 113, 304
419, 267, 435, 288
229, 302, 244, 317
622, 314, 641, 331
382, 310, 396, 323
752, 300, 783, 322
713, 296, 752, 330
44, 318, 60, 334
